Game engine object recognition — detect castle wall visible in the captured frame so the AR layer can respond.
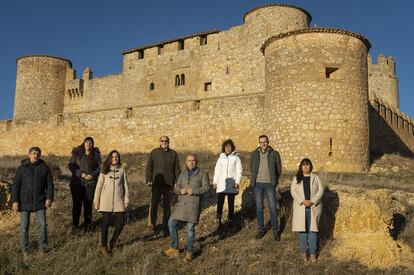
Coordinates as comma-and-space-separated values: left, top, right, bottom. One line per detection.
64, 4, 310, 115
369, 100, 414, 158
368, 54, 399, 109
263, 30, 370, 172
0, 94, 264, 157
14, 56, 71, 120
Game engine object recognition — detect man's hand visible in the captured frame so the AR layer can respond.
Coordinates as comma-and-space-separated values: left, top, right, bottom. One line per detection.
124, 202, 129, 209
180, 189, 187, 195
94, 203, 99, 210
12, 202, 19, 211
235, 184, 240, 190
147, 182, 153, 187
81, 173, 87, 178
85, 175, 93, 181
213, 184, 217, 189
187, 188, 193, 196
45, 199, 52, 208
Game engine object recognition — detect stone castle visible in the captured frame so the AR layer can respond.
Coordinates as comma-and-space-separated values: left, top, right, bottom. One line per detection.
1, 3, 413, 172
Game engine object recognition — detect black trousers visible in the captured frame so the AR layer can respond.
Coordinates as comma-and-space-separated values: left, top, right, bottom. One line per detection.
70, 184, 95, 226
217, 193, 236, 220
101, 212, 125, 247
150, 186, 172, 229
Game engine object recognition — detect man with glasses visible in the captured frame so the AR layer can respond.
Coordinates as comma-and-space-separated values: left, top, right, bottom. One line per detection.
146, 136, 181, 237
250, 135, 282, 241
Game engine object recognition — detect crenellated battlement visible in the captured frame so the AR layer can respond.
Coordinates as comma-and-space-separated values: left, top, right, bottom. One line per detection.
371, 97, 414, 134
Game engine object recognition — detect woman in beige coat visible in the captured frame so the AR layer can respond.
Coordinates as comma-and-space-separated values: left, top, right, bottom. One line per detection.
94, 150, 129, 257
290, 158, 324, 263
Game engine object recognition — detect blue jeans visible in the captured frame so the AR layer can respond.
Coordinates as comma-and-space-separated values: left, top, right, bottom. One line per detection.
168, 218, 196, 253
254, 182, 278, 233
299, 208, 318, 255
20, 209, 48, 252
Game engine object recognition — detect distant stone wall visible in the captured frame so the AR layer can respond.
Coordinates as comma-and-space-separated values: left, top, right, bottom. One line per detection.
0, 94, 264, 157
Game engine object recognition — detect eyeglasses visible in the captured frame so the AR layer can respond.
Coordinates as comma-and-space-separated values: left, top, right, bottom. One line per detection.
160, 140, 169, 142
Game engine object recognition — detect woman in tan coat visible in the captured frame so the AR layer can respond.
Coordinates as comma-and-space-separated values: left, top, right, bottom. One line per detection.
290, 158, 324, 263
94, 150, 129, 257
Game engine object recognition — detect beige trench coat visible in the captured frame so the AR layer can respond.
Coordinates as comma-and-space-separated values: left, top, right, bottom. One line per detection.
94, 165, 129, 212
290, 174, 324, 232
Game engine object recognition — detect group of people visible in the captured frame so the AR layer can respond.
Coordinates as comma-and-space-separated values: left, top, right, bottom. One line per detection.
11, 135, 324, 263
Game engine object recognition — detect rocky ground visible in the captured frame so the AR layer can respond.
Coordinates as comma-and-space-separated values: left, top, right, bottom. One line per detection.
0, 153, 413, 274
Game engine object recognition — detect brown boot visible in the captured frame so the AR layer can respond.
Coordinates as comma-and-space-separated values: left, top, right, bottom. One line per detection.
184, 252, 193, 262
99, 246, 110, 258
163, 247, 179, 257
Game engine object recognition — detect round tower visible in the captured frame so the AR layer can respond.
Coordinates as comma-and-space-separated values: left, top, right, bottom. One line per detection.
261, 28, 371, 172
14, 55, 72, 120
242, 4, 311, 93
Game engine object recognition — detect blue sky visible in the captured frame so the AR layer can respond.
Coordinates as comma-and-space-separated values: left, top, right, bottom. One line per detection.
0, 0, 412, 119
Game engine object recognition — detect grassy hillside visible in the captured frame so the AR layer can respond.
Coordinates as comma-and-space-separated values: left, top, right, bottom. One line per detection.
0, 152, 413, 274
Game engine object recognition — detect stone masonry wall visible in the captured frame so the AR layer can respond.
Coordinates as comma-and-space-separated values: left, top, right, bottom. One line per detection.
368, 54, 399, 110
14, 56, 71, 120
263, 30, 370, 172
63, 5, 310, 115
0, 94, 264, 157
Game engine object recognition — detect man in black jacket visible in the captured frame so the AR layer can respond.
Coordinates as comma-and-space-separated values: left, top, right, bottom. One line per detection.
146, 136, 181, 237
11, 147, 54, 255
250, 135, 282, 241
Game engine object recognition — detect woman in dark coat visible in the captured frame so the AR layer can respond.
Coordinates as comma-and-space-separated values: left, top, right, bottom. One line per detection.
68, 137, 102, 231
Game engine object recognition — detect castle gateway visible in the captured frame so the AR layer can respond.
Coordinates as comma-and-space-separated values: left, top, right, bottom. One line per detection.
1, 3, 413, 172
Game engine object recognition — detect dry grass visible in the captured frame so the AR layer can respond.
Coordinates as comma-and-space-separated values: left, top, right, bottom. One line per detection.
0, 153, 413, 274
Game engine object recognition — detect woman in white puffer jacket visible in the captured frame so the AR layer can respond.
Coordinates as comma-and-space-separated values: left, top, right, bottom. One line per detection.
213, 139, 242, 231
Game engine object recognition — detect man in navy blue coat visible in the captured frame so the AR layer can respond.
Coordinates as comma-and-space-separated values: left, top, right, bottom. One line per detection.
11, 147, 54, 256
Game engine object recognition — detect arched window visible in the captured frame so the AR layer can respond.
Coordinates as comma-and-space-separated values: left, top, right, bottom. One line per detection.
181, 74, 185, 86
149, 82, 155, 91
175, 75, 180, 86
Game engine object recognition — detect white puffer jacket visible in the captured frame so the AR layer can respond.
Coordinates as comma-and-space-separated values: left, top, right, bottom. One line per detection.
213, 152, 242, 194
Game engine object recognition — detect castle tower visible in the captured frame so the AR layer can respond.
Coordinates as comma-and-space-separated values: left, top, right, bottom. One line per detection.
368, 54, 399, 109
13, 55, 72, 120
262, 28, 371, 172
242, 4, 311, 93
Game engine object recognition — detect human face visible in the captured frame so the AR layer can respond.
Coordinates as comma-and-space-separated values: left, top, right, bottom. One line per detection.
224, 144, 233, 155
259, 137, 269, 151
111, 152, 120, 166
159, 137, 170, 150
84, 140, 93, 152
186, 155, 197, 170
29, 151, 40, 163
302, 163, 311, 175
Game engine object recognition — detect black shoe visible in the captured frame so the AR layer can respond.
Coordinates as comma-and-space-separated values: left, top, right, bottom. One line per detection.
227, 219, 233, 230
162, 230, 170, 238
255, 229, 266, 240
217, 220, 223, 232
109, 241, 115, 252
273, 231, 281, 241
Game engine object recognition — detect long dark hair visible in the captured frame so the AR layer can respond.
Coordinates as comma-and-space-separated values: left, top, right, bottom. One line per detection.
221, 139, 236, 153
101, 150, 121, 175
295, 158, 313, 184
74, 137, 100, 169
